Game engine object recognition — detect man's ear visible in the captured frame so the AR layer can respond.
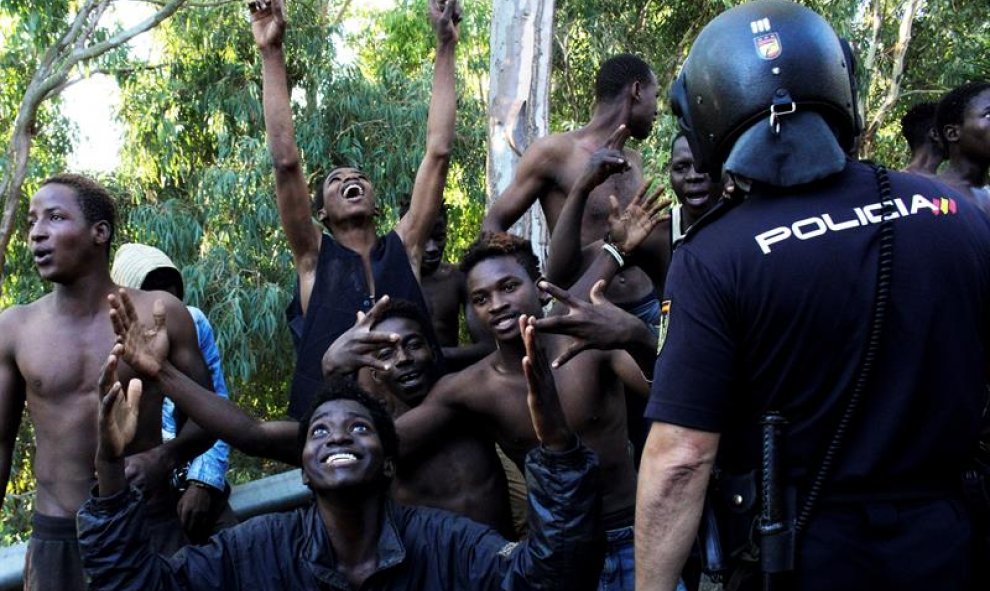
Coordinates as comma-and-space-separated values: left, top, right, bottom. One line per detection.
92, 220, 111, 247
926, 126, 941, 145
630, 80, 643, 103
942, 124, 960, 144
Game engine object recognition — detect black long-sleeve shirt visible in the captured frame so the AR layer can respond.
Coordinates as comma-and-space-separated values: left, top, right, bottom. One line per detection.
77, 443, 602, 590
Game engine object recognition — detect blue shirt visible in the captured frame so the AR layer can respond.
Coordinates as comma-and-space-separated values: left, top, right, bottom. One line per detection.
161, 306, 230, 491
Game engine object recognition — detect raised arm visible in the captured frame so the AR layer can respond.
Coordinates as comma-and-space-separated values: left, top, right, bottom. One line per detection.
482, 136, 559, 232
135, 294, 219, 482
418, 317, 601, 590
532, 280, 657, 376
564, 179, 669, 299
395, 0, 460, 267
155, 359, 300, 466
545, 127, 630, 287
109, 291, 301, 466
0, 311, 26, 512
252, 0, 322, 300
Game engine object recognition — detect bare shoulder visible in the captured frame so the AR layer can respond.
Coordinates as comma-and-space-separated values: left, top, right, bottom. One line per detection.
0, 297, 52, 349
521, 132, 577, 167
539, 131, 582, 157
0, 306, 27, 351
427, 356, 496, 410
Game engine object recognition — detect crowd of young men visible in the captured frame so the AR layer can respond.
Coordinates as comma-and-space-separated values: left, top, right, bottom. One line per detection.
1, 0, 989, 589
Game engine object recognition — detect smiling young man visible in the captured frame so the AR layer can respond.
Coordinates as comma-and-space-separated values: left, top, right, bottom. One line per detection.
396, 232, 655, 591
322, 299, 512, 534
251, 0, 459, 418
104, 290, 513, 535
78, 321, 602, 590
0, 174, 213, 590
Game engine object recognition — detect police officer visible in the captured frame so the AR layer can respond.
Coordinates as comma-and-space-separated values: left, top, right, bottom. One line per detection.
635, 1, 990, 590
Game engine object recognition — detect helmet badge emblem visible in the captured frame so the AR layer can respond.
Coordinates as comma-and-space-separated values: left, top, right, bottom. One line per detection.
751, 18, 781, 61
754, 33, 782, 60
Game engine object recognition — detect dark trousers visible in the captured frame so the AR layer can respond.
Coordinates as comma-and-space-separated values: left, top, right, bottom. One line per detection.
727, 497, 973, 591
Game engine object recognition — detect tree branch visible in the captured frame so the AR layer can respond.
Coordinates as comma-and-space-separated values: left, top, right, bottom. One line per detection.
331, 0, 353, 28
43, 63, 170, 100
862, 0, 925, 155
131, 0, 242, 8
65, 0, 189, 69
76, 0, 113, 54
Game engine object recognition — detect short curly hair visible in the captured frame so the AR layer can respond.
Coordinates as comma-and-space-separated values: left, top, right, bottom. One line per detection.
595, 54, 654, 104
935, 82, 990, 145
40, 173, 116, 258
297, 377, 399, 484
459, 232, 541, 282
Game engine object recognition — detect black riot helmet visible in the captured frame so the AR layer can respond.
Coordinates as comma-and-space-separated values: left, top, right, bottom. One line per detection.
670, 0, 861, 175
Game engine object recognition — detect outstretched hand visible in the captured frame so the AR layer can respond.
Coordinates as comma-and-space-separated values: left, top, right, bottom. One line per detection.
532, 279, 645, 367
520, 316, 574, 452
322, 296, 400, 378
97, 354, 144, 462
576, 125, 632, 194
607, 179, 670, 254
430, 0, 461, 45
108, 289, 169, 379
249, 0, 287, 51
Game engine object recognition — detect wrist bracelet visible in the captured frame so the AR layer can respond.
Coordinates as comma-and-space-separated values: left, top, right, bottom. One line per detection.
602, 242, 625, 268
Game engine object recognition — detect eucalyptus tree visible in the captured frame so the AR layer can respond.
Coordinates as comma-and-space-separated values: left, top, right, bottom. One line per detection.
0, 0, 190, 292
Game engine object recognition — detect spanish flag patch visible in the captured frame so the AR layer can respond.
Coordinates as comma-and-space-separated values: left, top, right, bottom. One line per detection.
657, 299, 671, 353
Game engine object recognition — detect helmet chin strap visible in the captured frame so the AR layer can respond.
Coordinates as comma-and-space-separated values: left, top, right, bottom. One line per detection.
724, 110, 846, 187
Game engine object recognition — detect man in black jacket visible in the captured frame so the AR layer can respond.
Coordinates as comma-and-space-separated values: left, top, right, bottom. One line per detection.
78, 312, 602, 590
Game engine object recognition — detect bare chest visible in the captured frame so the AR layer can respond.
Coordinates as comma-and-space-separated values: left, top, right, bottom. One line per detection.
486, 361, 613, 456
15, 315, 117, 402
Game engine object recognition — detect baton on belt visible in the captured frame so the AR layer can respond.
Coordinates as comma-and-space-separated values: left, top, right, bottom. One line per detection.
758, 412, 795, 590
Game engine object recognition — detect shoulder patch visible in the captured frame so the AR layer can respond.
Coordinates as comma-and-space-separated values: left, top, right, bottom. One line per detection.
657, 299, 672, 353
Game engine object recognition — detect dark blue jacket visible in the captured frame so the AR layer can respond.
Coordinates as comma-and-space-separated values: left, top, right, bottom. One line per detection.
77, 444, 602, 590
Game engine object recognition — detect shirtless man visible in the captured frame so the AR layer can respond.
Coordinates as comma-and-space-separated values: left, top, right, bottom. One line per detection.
252, 0, 459, 418
0, 174, 212, 590
482, 54, 660, 327
108, 291, 513, 535
397, 202, 492, 370
546, 131, 718, 463
396, 232, 654, 591
936, 81, 990, 213
900, 102, 944, 177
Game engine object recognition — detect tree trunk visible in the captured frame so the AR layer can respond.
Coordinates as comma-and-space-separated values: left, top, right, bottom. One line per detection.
860, 0, 925, 156
486, 0, 555, 266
